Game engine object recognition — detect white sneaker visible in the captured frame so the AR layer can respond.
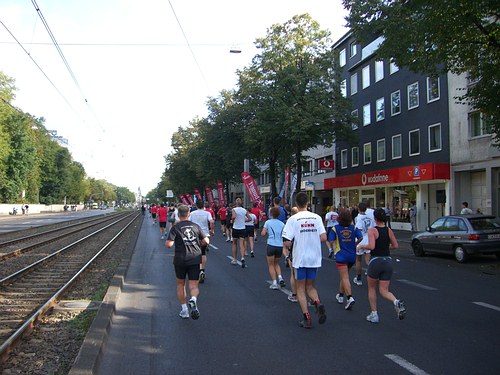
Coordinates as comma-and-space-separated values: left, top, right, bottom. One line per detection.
179, 309, 189, 319
394, 299, 406, 320
335, 293, 344, 304
161, 235, 164, 240
269, 283, 279, 290
366, 311, 379, 323
353, 276, 363, 286
230, 259, 238, 265
345, 296, 355, 310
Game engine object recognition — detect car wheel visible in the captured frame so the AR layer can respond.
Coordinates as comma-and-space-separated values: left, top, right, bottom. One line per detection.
454, 245, 468, 263
412, 240, 425, 257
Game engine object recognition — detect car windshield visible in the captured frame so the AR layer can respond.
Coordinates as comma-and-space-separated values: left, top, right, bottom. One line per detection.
469, 217, 500, 231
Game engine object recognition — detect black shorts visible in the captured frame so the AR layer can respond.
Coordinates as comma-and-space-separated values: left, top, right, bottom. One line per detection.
151, 213, 157, 219
367, 257, 393, 281
227, 222, 233, 229
174, 263, 201, 280
220, 219, 227, 225
245, 226, 254, 237
232, 228, 247, 238
267, 245, 283, 258
254, 222, 260, 229
159, 221, 167, 228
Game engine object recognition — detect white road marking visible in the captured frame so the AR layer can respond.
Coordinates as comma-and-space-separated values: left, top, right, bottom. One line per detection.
397, 279, 438, 291
266, 280, 292, 296
209, 244, 218, 250
385, 354, 431, 375
473, 302, 500, 312
226, 256, 246, 267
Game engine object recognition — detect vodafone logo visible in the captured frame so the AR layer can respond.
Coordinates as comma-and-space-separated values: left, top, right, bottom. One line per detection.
362, 173, 389, 186
362, 174, 367, 185
323, 160, 331, 168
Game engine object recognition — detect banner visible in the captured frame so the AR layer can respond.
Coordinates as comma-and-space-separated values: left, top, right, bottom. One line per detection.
241, 172, 264, 210
179, 194, 189, 205
205, 186, 215, 208
318, 159, 334, 170
284, 165, 290, 205
194, 188, 203, 202
217, 180, 226, 207
289, 174, 297, 204
185, 193, 194, 205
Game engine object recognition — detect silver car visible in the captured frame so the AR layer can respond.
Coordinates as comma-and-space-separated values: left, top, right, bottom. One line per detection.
411, 214, 500, 262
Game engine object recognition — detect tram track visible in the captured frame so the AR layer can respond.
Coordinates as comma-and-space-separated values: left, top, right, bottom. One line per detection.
0, 211, 141, 362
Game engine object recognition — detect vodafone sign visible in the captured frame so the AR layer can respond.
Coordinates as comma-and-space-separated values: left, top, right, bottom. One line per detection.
318, 159, 334, 170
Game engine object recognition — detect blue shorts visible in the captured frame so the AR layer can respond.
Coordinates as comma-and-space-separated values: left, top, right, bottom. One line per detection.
294, 267, 318, 281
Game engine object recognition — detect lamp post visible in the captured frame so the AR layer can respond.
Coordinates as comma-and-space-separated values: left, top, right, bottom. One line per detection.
244, 158, 250, 208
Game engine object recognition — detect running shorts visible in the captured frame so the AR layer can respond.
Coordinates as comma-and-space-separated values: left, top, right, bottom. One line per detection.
174, 263, 201, 280
232, 228, 247, 239
266, 244, 283, 258
367, 256, 393, 281
294, 267, 318, 281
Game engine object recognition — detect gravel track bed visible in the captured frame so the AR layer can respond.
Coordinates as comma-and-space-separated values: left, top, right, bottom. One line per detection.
0, 215, 144, 375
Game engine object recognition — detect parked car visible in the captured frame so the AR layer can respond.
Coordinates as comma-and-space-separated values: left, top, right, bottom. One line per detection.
411, 214, 500, 262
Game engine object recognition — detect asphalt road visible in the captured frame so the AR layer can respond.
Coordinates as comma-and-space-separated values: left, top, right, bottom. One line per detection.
96, 217, 500, 375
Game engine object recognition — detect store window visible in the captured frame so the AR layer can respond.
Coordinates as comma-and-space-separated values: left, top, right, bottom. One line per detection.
408, 82, 419, 110
364, 142, 372, 164
392, 134, 402, 159
409, 129, 420, 156
377, 139, 386, 162
352, 147, 359, 167
429, 123, 442, 152
375, 60, 384, 82
391, 90, 401, 116
427, 77, 440, 103
376, 97, 385, 121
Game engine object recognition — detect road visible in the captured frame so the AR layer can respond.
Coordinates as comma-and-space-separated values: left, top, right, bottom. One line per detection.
97, 217, 500, 375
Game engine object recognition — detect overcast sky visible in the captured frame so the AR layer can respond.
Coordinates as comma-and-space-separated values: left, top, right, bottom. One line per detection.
0, 0, 348, 195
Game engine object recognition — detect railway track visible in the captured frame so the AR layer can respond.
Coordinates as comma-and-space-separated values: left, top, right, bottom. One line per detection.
0, 210, 141, 362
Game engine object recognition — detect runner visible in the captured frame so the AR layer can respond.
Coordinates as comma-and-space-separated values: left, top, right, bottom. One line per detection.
283, 206, 299, 302
165, 205, 208, 320
324, 206, 339, 258
150, 203, 158, 225
225, 203, 233, 242
283, 192, 327, 329
354, 201, 375, 286
357, 208, 406, 323
261, 206, 286, 290
218, 205, 227, 236
231, 198, 252, 268
251, 202, 262, 241
167, 203, 176, 232
245, 207, 257, 257
189, 200, 214, 284
157, 203, 169, 239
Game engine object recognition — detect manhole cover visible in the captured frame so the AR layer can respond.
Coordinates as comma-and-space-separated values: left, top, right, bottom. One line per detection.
54, 300, 101, 311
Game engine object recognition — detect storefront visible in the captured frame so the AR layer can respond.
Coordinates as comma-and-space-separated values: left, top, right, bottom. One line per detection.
324, 163, 451, 231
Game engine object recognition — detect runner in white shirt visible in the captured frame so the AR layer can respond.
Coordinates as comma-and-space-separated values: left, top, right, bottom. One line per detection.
189, 200, 214, 283
283, 192, 327, 329
353, 201, 375, 286
324, 206, 339, 258
231, 198, 252, 268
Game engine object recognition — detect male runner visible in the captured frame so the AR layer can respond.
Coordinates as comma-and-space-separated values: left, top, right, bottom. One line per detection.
189, 200, 214, 283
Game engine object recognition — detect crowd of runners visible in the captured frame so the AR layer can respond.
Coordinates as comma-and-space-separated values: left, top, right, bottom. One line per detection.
143, 193, 406, 328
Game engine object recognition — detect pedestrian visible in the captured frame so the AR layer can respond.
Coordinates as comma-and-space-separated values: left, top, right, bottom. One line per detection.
460, 201, 473, 215
189, 200, 214, 283
353, 202, 375, 286
231, 198, 252, 268
409, 201, 417, 231
24, 204, 29, 215
245, 207, 257, 257
165, 205, 209, 320
324, 205, 339, 259
357, 208, 406, 324
261, 206, 286, 290
157, 203, 169, 239
329, 209, 363, 310
384, 205, 392, 228
283, 191, 327, 329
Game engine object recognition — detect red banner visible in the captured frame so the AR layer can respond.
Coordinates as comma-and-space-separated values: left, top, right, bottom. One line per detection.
205, 186, 215, 208
194, 188, 203, 201
217, 180, 226, 207
241, 172, 264, 210
185, 193, 194, 205
179, 195, 189, 205
319, 159, 334, 170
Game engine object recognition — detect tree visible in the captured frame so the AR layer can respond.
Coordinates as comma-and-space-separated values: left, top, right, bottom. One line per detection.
343, 0, 500, 142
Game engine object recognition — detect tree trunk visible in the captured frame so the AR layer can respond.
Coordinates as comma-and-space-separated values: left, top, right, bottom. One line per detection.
269, 155, 278, 199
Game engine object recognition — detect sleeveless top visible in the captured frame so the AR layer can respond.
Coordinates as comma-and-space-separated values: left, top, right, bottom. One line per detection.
371, 226, 391, 257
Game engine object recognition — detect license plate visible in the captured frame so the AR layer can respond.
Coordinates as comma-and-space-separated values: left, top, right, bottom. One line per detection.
488, 234, 500, 239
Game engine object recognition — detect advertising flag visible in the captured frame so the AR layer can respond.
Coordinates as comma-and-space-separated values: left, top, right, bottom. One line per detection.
205, 186, 215, 207
194, 188, 203, 201
241, 172, 263, 210
179, 195, 189, 205
185, 193, 194, 205
217, 180, 226, 207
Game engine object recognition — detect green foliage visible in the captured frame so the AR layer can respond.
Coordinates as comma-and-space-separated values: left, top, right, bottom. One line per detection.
343, 0, 500, 143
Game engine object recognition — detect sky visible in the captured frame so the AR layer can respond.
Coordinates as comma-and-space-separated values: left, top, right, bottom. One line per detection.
0, 0, 348, 196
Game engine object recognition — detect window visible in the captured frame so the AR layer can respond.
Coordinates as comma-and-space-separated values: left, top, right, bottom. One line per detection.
350, 73, 358, 95
302, 160, 312, 177
341, 149, 348, 169
362, 66, 370, 89
352, 147, 359, 167
375, 60, 384, 82
376, 97, 385, 121
392, 134, 402, 159
391, 90, 401, 116
409, 129, 420, 156
377, 139, 386, 162
429, 123, 442, 152
390, 59, 399, 74
341, 79, 347, 97
427, 77, 440, 102
363, 142, 372, 164
363, 104, 371, 126
408, 82, 419, 109
350, 42, 358, 58
339, 49, 346, 67
351, 109, 359, 130
469, 112, 489, 137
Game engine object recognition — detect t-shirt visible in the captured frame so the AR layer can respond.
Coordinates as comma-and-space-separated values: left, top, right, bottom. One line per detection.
461, 207, 473, 215
151, 205, 158, 214
355, 212, 375, 247
282, 210, 326, 268
328, 224, 362, 264
251, 207, 261, 223
232, 207, 247, 230
219, 207, 227, 220
268, 206, 287, 223
264, 218, 284, 247
167, 220, 206, 266
189, 209, 213, 236
157, 206, 168, 223
246, 213, 257, 227
325, 211, 339, 228
205, 208, 215, 220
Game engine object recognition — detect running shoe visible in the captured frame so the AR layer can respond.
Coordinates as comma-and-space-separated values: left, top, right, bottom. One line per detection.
269, 283, 279, 290
279, 279, 286, 288
199, 271, 205, 284
315, 302, 327, 324
299, 318, 312, 329
179, 309, 189, 319
241, 257, 246, 268
353, 276, 363, 286
250, 251, 255, 258
366, 311, 379, 323
188, 299, 200, 320
226, 238, 231, 242
230, 259, 238, 265
394, 299, 406, 320
345, 297, 355, 310
161, 235, 164, 240
288, 294, 298, 303
335, 293, 344, 304
328, 250, 334, 258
